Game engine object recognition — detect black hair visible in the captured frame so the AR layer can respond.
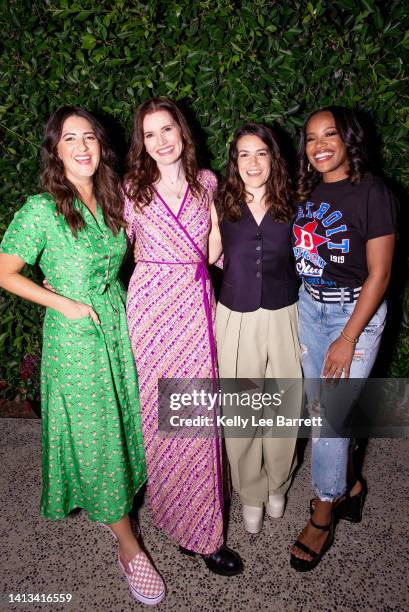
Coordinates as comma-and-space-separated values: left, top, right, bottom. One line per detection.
296, 105, 368, 203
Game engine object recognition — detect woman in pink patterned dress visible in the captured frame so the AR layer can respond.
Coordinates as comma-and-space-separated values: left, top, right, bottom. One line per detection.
124, 98, 243, 576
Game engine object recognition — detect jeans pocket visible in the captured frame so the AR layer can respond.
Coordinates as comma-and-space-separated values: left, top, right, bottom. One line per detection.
364, 301, 387, 330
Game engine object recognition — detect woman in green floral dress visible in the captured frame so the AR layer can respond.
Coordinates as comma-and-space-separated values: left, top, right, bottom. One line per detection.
0, 107, 165, 606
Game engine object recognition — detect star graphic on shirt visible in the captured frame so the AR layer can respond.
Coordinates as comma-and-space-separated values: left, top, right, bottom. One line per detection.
293, 220, 329, 255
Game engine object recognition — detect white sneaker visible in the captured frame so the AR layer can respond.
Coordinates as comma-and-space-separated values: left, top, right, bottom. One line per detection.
266, 494, 285, 518
242, 505, 263, 533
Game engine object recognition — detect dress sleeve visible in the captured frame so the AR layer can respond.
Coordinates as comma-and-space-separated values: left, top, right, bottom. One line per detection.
0, 195, 49, 265
123, 192, 137, 243
202, 169, 218, 198
362, 178, 398, 241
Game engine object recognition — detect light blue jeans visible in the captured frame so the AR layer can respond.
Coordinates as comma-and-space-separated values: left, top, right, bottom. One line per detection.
298, 284, 387, 501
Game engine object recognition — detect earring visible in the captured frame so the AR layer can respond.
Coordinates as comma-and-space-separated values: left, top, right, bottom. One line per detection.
307, 162, 312, 172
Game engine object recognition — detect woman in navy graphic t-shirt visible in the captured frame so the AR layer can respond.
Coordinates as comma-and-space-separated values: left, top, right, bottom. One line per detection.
290, 106, 397, 571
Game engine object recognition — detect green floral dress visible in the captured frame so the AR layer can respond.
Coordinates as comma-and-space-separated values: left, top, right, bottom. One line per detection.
0, 194, 147, 522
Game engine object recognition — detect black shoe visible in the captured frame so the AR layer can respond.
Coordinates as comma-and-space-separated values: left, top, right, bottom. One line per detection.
335, 478, 367, 523
179, 545, 244, 576
290, 516, 334, 573
309, 478, 368, 523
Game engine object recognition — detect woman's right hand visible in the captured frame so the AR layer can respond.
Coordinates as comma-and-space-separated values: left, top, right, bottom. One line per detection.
43, 280, 100, 324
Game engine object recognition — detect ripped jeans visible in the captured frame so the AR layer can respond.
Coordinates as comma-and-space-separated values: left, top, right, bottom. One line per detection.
298, 284, 387, 501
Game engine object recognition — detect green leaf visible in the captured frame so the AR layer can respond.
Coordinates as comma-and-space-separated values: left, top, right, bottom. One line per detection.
82, 33, 97, 50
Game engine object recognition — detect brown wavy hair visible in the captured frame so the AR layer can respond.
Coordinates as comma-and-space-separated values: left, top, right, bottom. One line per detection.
124, 98, 202, 210
216, 123, 294, 223
296, 106, 367, 203
41, 106, 124, 236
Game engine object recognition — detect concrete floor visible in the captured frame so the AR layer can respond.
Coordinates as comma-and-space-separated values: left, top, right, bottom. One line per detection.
1, 418, 408, 612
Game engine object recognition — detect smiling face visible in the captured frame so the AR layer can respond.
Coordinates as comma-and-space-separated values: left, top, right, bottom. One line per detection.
143, 109, 183, 167
236, 134, 271, 192
305, 111, 349, 182
56, 115, 100, 186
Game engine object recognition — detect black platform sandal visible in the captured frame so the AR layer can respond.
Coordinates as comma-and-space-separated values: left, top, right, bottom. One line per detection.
290, 516, 334, 572
335, 479, 367, 523
179, 545, 244, 576
309, 478, 367, 523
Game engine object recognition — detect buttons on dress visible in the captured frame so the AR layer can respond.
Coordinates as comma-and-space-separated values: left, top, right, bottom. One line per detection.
256, 246, 261, 252
256, 272, 261, 278
256, 259, 261, 265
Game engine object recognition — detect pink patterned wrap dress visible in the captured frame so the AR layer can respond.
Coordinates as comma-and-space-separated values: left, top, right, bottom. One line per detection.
124, 169, 224, 554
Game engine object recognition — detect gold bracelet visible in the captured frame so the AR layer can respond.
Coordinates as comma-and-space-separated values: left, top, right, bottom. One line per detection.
341, 329, 358, 344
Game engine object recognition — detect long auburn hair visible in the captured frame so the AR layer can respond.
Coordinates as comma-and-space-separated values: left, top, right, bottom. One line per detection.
296, 105, 367, 203
216, 123, 294, 223
41, 106, 124, 236
124, 98, 202, 210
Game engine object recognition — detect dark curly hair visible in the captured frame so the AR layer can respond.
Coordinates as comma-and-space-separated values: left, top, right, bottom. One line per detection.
296, 106, 367, 203
124, 98, 202, 211
41, 106, 124, 236
216, 123, 294, 223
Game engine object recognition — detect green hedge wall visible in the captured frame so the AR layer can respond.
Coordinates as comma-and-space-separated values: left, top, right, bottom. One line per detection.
1, 0, 408, 397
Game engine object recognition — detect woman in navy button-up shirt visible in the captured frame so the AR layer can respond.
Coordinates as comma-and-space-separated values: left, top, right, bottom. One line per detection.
209, 123, 302, 536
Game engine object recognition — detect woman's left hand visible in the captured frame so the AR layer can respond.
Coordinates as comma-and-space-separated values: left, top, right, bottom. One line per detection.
323, 336, 355, 379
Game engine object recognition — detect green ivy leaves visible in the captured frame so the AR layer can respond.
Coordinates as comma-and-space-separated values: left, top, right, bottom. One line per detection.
0, 0, 408, 388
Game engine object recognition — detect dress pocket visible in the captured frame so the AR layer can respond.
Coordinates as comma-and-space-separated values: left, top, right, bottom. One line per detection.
47, 309, 98, 335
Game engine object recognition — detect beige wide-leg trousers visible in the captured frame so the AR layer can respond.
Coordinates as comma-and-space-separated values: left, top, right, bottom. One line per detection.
216, 302, 302, 507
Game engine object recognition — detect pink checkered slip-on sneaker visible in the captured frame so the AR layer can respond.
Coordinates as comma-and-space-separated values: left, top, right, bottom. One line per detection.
118, 551, 166, 606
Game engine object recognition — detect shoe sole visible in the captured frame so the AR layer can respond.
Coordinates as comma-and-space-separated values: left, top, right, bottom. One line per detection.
244, 522, 262, 534
202, 562, 244, 577
265, 506, 284, 519
128, 582, 165, 606
335, 511, 362, 523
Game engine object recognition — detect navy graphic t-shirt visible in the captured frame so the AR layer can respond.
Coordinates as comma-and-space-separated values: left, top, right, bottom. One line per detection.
292, 174, 398, 288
